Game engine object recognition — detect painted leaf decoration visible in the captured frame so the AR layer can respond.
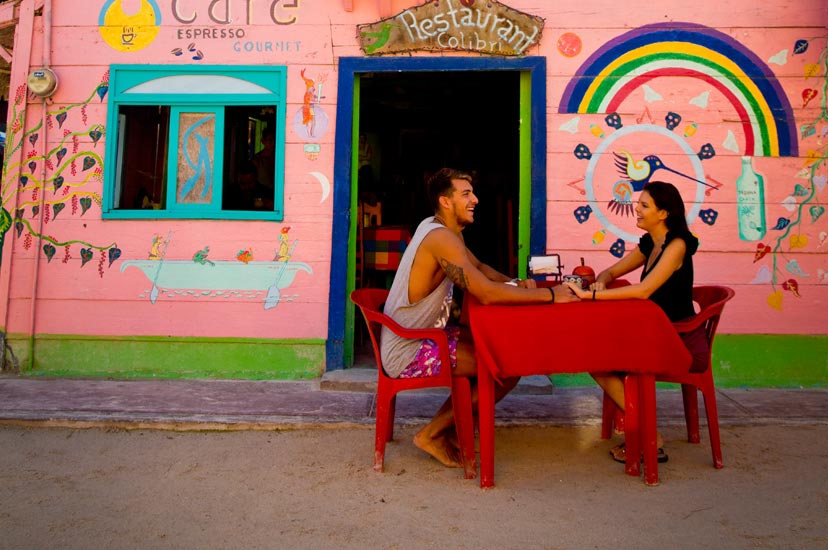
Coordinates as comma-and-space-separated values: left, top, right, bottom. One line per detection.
810, 205, 825, 223
52, 203, 65, 219
772, 218, 791, 230
56, 147, 67, 165
28, 133, 38, 147
82, 156, 96, 171
800, 123, 816, 138
80, 247, 93, 267
96, 84, 108, 102
802, 88, 818, 108
767, 290, 783, 311
804, 150, 820, 166
28, 161, 37, 173
754, 243, 771, 263
14, 209, 23, 220
31, 205, 39, 218
79, 197, 92, 215
53, 175, 64, 192
14, 221, 23, 238
56, 111, 67, 128
782, 279, 801, 297
793, 184, 809, 197
814, 174, 827, 192
752, 265, 772, 284
785, 260, 808, 277
804, 63, 821, 79
20, 176, 28, 187
790, 234, 808, 249
793, 39, 809, 55
43, 243, 56, 262
108, 247, 122, 267
89, 129, 102, 146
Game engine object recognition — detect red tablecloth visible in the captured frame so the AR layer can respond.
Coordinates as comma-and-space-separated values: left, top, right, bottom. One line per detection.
467, 296, 692, 487
363, 226, 411, 271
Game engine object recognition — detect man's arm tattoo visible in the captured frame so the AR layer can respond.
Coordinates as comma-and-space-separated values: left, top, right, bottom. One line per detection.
440, 258, 470, 289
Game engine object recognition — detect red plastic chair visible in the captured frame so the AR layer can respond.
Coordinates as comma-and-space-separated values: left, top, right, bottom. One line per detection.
350, 288, 476, 478
602, 286, 736, 469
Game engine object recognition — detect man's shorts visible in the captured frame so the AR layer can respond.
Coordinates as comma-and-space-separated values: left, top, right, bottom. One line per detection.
398, 326, 460, 378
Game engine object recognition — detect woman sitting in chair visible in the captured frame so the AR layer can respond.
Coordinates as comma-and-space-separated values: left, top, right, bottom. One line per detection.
564, 181, 707, 464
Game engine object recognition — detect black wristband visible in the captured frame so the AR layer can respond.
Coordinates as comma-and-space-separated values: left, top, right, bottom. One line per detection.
592, 288, 597, 301
548, 287, 555, 303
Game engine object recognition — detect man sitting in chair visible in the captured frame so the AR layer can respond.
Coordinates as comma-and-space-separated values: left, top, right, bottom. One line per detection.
380, 167, 579, 467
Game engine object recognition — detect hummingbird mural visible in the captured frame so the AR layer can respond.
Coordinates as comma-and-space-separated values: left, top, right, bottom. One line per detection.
607, 150, 716, 216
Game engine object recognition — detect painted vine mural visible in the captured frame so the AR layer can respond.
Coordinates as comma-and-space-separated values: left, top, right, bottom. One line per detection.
0, 72, 120, 275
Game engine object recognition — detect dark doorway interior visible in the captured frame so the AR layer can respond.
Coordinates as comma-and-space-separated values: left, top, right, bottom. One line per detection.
353, 71, 521, 363
357, 70, 521, 279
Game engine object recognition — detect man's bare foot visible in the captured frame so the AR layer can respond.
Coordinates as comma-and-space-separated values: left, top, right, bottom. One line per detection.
413, 431, 462, 468
443, 428, 459, 451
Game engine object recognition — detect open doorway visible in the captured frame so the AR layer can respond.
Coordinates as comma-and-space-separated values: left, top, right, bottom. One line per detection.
328, 56, 547, 371
353, 71, 521, 364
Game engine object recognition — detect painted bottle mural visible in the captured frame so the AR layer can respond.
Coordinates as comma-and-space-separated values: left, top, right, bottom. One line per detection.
736, 156, 766, 241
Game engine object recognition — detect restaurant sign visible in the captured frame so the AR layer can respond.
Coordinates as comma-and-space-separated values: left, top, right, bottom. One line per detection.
357, 0, 544, 57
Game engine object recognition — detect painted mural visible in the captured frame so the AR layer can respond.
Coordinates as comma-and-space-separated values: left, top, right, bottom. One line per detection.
0, 73, 121, 276
557, 22, 826, 312
0, 0, 824, 381
120, 227, 312, 310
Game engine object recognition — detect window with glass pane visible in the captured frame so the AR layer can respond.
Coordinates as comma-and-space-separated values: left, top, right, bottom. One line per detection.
104, 65, 285, 220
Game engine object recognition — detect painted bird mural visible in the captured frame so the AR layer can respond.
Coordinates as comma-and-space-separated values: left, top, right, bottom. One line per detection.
607, 150, 715, 216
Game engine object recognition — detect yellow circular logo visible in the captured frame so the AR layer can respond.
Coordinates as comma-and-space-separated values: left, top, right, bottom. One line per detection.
98, 0, 161, 52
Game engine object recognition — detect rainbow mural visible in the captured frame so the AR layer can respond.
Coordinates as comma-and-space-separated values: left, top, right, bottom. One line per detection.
559, 23, 798, 157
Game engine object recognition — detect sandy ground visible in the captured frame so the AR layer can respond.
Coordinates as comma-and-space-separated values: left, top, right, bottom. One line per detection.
1, 423, 826, 550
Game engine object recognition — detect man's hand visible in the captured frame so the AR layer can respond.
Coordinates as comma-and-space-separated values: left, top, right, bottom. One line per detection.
554, 284, 581, 303
516, 278, 537, 289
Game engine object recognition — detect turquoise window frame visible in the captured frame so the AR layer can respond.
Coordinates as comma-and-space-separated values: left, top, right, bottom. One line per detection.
103, 64, 287, 220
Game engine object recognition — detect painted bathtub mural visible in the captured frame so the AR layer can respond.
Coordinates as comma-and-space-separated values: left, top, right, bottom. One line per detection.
121, 230, 312, 310
0, 73, 121, 276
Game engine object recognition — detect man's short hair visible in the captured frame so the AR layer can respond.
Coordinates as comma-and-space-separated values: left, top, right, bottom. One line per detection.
427, 168, 472, 213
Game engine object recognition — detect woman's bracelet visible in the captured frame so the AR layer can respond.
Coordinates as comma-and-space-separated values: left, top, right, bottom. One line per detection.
592, 288, 597, 301
548, 287, 555, 303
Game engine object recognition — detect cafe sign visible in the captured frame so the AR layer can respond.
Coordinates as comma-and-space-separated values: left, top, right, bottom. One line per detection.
358, 0, 544, 56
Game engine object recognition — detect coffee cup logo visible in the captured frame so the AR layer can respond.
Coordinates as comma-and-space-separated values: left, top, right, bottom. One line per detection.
99, 0, 161, 52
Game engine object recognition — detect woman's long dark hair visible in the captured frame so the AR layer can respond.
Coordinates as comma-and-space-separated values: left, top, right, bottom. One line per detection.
643, 181, 689, 235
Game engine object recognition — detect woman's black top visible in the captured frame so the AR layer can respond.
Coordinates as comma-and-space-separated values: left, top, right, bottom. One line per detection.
638, 231, 699, 322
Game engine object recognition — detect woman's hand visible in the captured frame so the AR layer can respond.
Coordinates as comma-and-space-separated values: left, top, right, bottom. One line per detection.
591, 280, 607, 291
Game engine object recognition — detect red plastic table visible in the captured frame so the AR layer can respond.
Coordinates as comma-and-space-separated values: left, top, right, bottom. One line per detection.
467, 295, 692, 487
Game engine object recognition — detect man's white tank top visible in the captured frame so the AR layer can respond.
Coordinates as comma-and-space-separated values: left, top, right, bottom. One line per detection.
379, 217, 453, 377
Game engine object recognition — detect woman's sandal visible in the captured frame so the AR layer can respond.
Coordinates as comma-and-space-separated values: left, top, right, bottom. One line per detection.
610, 443, 669, 464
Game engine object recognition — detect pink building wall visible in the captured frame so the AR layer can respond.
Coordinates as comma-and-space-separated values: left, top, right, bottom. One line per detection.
0, 0, 825, 380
